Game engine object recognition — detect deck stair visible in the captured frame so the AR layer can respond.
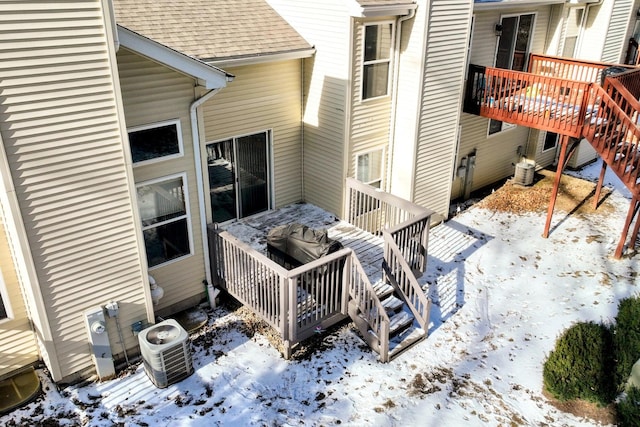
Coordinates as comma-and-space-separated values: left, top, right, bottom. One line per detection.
464, 54, 640, 258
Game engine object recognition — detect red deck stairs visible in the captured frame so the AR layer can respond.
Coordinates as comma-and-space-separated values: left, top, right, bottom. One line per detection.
464, 55, 640, 258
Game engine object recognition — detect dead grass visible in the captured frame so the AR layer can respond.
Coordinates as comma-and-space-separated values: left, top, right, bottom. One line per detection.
542, 389, 617, 426
477, 169, 614, 216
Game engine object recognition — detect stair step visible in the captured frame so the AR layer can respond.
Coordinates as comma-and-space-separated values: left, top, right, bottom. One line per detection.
388, 327, 427, 359
380, 295, 404, 314
372, 281, 394, 300
389, 310, 413, 336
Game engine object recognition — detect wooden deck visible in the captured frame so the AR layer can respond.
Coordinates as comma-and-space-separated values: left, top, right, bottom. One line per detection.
222, 203, 386, 284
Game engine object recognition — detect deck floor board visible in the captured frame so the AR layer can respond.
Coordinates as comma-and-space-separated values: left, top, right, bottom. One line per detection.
221, 203, 385, 284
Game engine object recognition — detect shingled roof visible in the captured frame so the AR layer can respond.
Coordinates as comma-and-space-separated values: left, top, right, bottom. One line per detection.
112, 0, 313, 63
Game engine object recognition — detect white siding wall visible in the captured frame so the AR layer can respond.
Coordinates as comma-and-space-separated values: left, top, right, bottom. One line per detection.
0, 0, 148, 382
202, 61, 303, 211
414, 0, 473, 219
267, 0, 351, 217
391, 4, 428, 201
577, 2, 612, 62
0, 218, 39, 378
455, 6, 551, 201
601, 0, 635, 63
117, 48, 207, 316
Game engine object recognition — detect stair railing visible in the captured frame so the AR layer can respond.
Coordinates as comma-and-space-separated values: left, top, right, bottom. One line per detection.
347, 252, 391, 362
382, 231, 431, 331
582, 86, 640, 193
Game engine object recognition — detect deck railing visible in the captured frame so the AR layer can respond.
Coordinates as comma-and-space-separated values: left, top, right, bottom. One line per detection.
382, 231, 431, 332
583, 86, 640, 195
345, 177, 433, 346
464, 64, 593, 138
528, 54, 611, 83
347, 253, 391, 361
208, 225, 351, 358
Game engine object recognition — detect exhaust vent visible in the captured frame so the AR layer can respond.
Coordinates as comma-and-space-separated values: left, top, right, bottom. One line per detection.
514, 162, 535, 186
138, 319, 193, 388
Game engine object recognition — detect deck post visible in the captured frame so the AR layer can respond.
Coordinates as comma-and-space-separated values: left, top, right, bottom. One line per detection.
543, 135, 580, 238
614, 196, 640, 259
594, 161, 608, 209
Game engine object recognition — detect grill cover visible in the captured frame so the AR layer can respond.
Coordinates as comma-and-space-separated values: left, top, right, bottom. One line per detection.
267, 223, 342, 265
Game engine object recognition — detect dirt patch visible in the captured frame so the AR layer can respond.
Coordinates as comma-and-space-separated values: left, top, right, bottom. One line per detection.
476, 169, 614, 216
542, 389, 617, 425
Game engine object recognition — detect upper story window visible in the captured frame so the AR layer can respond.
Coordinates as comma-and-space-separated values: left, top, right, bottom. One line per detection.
362, 22, 394, 100
129, 119, 184, 166
490, 13, 535, 135
356, 148, 384, 188
136, 174, 192, 268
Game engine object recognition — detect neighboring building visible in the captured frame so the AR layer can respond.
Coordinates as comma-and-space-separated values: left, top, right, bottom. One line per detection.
454, 0, 640, 201
0, 0, 637, 385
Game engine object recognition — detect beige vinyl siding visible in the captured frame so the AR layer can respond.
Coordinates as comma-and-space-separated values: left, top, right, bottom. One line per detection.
117, 48, 207, 315
413, 0, 473, 220
455, 6, 550, 201
0, 0, 148, 382
348, 19, 393, 182
567, 140, 598, 169
0, 218, 39, 379
267, 0, 351, 217
529, 130, 557, 168
601, 0, 635, 63
202, 60, 303, 211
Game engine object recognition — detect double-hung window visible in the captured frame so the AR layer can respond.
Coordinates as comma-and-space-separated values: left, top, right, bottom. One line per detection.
129, 119, 183, 165
362, 22, 393, 100
137, 174, 192, 268
356, 148, 384, 188
490, 13, 535, 135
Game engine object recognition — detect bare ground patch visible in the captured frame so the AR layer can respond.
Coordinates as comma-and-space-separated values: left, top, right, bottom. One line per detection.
476, 169, 615, 216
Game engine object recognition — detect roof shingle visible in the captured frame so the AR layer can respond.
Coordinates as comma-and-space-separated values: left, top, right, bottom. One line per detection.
113, 0, 312, 62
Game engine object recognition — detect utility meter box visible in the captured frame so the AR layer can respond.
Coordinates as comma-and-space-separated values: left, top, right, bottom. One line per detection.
84, 306, 115, 380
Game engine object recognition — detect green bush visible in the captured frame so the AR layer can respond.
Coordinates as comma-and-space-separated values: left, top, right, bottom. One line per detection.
543, 321, 617, 405
614, 296, 640, 389
616, 386, 640, 427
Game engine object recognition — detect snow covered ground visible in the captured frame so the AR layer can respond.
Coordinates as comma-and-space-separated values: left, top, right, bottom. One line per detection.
2, 160, 638, 426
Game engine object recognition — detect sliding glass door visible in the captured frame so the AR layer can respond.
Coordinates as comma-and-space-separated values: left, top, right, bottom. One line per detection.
206, 131, 271, 223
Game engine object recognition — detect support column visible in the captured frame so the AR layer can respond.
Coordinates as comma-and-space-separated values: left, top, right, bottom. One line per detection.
543, 135, 580, 238
594, 160, 608, 209
614, 196, 640, 259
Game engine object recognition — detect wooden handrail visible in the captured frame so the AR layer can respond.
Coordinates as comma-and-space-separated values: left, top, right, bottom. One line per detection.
382, 232, 430, 331
347, 252, 390, 361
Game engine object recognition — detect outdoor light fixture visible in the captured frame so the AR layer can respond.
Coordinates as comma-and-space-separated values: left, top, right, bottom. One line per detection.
495, 24, 503, 37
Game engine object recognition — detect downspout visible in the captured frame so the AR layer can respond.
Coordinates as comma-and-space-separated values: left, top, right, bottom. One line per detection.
387, 8, 416, 193
190, 87, 223, 301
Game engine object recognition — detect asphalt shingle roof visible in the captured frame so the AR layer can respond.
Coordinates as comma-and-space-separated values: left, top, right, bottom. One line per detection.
113, 0, 312, 62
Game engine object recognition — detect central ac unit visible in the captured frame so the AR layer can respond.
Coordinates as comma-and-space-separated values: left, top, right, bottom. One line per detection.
139, 319, 193, 388
513, 162, 535, 186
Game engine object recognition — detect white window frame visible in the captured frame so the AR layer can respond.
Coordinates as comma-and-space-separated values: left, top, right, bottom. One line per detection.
542, 131, 559, 152
205, 129, 274, 222
489, 12, 537, 136
560, 6, 586, 58
136, 172, 194, 269
356, 147, 385, 188
360, 21, 395, 102
0, 267, 13, 322
129, 119, 184, 167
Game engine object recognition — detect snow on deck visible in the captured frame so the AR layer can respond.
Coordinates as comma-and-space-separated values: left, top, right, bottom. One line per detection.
221, 203, 386, 284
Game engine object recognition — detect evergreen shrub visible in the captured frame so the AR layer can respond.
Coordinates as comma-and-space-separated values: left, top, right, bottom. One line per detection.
543, 321, 616, 405
614, 296, 640, 389
616, 386, 640, 427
